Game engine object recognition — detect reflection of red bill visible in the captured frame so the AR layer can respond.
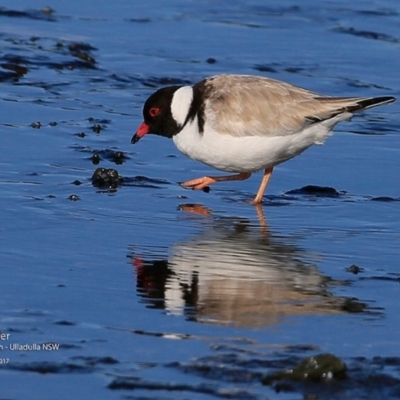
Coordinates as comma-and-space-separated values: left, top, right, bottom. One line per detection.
132, 256, 143, 272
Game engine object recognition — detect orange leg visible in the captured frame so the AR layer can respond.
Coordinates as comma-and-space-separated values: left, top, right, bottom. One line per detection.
251, 167, 274, 204
181, 172, 252, 190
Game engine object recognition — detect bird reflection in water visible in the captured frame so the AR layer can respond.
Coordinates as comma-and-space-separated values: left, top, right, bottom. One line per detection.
129, 204, 354, 328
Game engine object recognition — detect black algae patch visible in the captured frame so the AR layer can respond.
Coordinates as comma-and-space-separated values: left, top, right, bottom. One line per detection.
285, 185, 341, 197
0, 6, 56, 21
334, 27, 400, 43
262, 352, 400, 398
91, 153, 101, 165
371, 196, 399, 202
112, 151, 126, 165
91, 168, 121, 189
126, 17, 152, 23
30, 121, 41, 129
253, 62, 320, 75
92, 124, 102, 133
0, 62, 28, 81
341, 298, 367, 313
262, 353, 347, 384
372, 356, 400, 367
91, 168, 169, 191
122, 175, 170, 189
166, 348, 400, 399
253, 63, 279, 73
68, 43, 96, 65
8, 361, 90, 374
97, 150, 128, 164
72, 146, 129, 165
346, 264, 364, 274
71, 356, 119, 366
138, 76, 192, 88
54, 320, 76, 326
7, 356, 118, 375
359, 275, 400, 283
0, 37, 97, 77
108, 377, 255, 399
171, 358, 264, 383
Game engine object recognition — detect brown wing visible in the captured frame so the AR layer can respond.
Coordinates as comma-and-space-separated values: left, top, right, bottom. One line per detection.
201, 75, 394, 137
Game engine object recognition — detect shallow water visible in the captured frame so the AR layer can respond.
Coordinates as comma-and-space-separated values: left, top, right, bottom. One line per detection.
1, 1, 400, 399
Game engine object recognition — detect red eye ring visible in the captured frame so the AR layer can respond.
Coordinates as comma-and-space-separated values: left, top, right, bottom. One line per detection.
149, 107, 160, 117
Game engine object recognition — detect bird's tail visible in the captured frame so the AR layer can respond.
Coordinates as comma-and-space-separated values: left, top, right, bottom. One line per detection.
306, 95, 396, 124
344, 96, 396, 113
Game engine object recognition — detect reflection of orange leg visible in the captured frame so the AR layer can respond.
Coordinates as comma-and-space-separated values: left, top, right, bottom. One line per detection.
178, 203, 212, 215
181, 172, 252, 190
254, 203, 267, 228
251, 167, 274, 204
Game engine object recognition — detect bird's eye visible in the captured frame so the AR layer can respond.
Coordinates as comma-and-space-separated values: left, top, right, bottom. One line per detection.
149, 107, 160, 117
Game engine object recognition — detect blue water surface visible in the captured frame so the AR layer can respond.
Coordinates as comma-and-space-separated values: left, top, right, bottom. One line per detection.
0, 1, 399, 399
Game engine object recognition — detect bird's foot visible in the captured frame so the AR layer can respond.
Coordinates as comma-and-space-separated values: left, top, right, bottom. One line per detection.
181, 176, 216, 190
181, 172, 252, 191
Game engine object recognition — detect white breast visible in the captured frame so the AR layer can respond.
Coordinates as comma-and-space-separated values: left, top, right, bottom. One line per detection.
173, 114, 341, 173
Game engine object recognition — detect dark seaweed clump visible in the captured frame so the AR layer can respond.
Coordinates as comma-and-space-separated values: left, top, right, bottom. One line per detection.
91, 168, 121, 189
262, 353, 347, 385
286, 185, 342, 197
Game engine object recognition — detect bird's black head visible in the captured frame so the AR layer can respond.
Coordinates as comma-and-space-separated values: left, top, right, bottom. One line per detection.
131, 86, 182, 144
